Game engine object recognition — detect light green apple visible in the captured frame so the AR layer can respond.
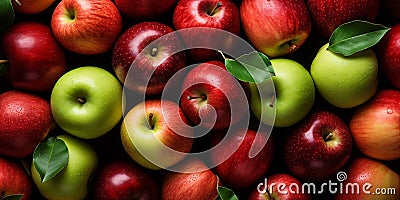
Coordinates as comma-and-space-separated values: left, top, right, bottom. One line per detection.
249, 58, 315, 127
51, 66, 124, 139
310, 43, 378, 108
31, 134, 98, 200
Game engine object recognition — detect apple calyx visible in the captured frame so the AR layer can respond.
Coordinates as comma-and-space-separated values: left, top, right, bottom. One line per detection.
147, 113, 155, 130
207, 2, 222, 16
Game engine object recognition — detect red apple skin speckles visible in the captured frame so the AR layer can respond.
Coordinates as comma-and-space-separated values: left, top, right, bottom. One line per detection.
0, 156, 33, 200
283, 111, 353, 182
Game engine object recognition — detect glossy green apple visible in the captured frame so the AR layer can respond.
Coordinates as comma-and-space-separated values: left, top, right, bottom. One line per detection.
310, 43, 378, 108
31, 134, 98, 200
249, 58, 315, 127
51, 66, 124, 139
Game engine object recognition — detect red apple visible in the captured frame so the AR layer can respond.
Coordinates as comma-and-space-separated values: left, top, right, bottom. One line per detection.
161, 159, 220, 200
12, 0, 56, 14
115, 0, 178, 20
378, 23, 400, 89
0, 91, 54, 158
173, 0, 240, 61
121, 100, 194, 170
51, 0, 123, 55
335, 157, 400, 200
92, 160, 160, 200
248, 173, 313, 200
1, 22, 67, 92
112, 21, 186, 95
0, 156, 32, 200
350, 89, 400, 161
210, 129, 274, 189
283, 111, 353, 182
240, 0, 312, 57
306, 0, 380, 38
180, 61, 248, 130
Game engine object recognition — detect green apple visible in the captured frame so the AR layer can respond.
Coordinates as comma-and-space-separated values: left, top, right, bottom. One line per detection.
249, 58, 315, 127
121, 100, 193, 170
310, 43, 378, 108
31, 134, 98, 200
51, 66, 124, 139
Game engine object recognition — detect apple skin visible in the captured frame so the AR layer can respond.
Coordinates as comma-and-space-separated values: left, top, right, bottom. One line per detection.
92, 160, 160, 200
161, 159, 220, 200
50, 66, 123, 139
306, 0, 380, 38
0, 156, 32, 200
112, 21, 186, 95
51, 0, 123, 55
335, 157, 400, 200
115, 0, 178, 20
32, 134, 98, 200
173, 0, 240, 61
0, 91, 54, 158
121, 100, 193, 170
350, 89, 400, 161
210, 129, 274, 189
180, 61, 247, 130
378, 23, 400, 89
249, 58, 315, 127
240, 0, 312, 57
283, 111, 353, 182
12, 0, 56, 14
310, 43, 378, 108
248, 173, 313, 200
1, 22, 67, 92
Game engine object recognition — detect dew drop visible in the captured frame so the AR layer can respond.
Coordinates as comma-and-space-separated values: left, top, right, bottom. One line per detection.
387, 108, 393, 114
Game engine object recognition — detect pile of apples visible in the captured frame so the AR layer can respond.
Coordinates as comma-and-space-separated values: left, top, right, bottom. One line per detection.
0, 0, 399, 199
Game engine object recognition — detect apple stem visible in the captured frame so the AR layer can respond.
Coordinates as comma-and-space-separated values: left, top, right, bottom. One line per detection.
324, 132, 334, 141
208, 2, 222, 16
148, 113, 155, 130
150, 47, 158, 57
289, 43, 297, 51
13, 0, 21, 6
77, 97, 86, 104
187, 95, 207, 100
269, 95, 275, 108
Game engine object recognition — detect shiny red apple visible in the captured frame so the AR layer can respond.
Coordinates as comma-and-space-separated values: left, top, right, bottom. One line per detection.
11, 0, 56, 14
0, 156, 32, 200
378, 23, 400, 89
1, 22, 67, 92
0, 91, 54, 158
350, 89, 400, 161
283, 111, 353, 182
115, 0, 178, 20
240, 0, 312, 57
112, 21, 186, 95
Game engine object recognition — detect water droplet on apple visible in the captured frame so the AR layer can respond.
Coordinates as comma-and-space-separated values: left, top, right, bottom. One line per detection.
387, 108, 393, 114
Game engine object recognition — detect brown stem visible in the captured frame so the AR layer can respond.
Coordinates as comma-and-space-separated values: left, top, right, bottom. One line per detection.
0, 60, 8, 65
187, 95, 207, 100
208, 2, 222, 16
269, 95, 275, 108
324, 132, 334, 141
77, 97, 86, 104
148, 113, 155, 130
150, 47, 158, 57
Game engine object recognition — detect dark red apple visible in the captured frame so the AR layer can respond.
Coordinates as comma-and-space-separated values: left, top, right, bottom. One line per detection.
0, 156, 32, 200
161, 159, 220, 200
240, 0, 312, 57
0, 91, 54, 158
210, 128, 274, 189
283, 111, 353, 182
112, 21, 186, 95
1, 22, 67, 92
378, 23, 400, 89
115, 0, 178, 20
335, 157, 400, 200
173, 0, 240, 61
350, 89, 400, 161
180, 61, 248, 130
248, 173, 313, 200
92, 160, 160, 200
382, 0, 400, 20
306, 0, 380, 38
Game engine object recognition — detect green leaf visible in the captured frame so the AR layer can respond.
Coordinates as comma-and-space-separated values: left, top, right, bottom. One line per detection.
328, 20, 391, 56
1, 194, 24, 200
216, 186, 239, 200
223, 51, 274, 83
0, 0, 15, 34
33, 137, 69, 183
